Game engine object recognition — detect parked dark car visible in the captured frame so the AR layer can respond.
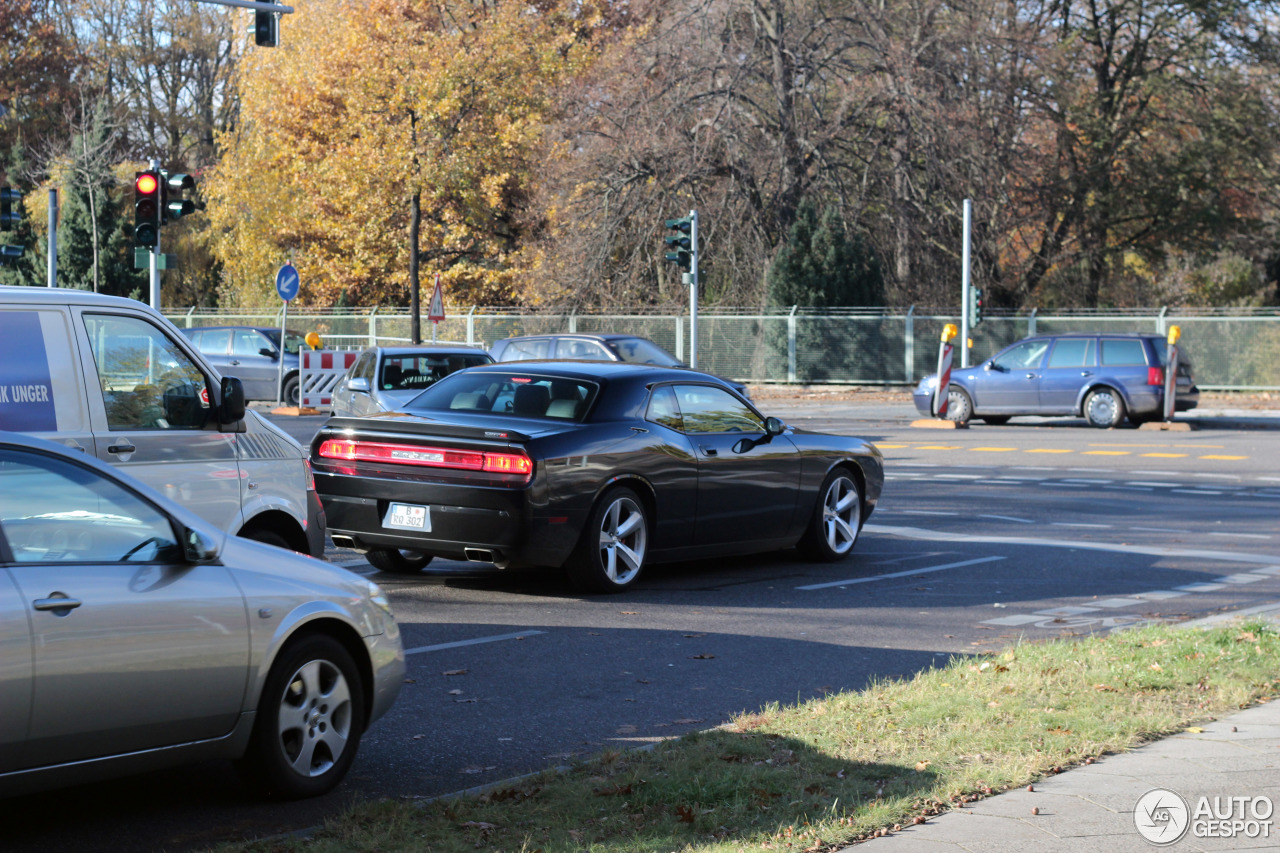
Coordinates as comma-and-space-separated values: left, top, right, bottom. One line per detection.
311, 361, 882, 591
912, 333, 1199, 427
180, 326, 306, 405
331, 344, 494, 418
489, 333, 751, 399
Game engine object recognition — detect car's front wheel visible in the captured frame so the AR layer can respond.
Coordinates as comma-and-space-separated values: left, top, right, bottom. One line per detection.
798, 468, 862, 561
943, 386, 972, 424
366, 548, 433, 574
283, 374, 301, 407
1083, 388, 1126, 428
238, 634, 365, 799
565, 487, 648, 593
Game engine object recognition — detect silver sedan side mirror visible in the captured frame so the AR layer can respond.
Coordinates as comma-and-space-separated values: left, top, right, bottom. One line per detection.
183, 527, 219, 563
348, 377, 371, 393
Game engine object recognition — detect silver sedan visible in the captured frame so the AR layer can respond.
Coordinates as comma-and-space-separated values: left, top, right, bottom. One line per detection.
0, 432, 404, 799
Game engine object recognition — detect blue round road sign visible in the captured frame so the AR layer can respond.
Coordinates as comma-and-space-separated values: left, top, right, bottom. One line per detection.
276, 263, 300, 302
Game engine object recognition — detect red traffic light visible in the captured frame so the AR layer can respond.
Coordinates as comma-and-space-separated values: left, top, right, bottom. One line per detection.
136, 173, 159, 195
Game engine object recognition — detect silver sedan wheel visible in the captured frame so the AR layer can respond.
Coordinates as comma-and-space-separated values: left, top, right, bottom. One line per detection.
277, 658, 354, 778
597, 495, 647, 586
821, 475, 861, 555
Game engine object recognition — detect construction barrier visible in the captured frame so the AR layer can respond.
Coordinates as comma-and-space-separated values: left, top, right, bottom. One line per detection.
300, 350, 359, 409
931, 324, 958, 418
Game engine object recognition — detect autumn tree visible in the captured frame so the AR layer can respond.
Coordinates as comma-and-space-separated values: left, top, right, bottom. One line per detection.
207, 0, 600, 310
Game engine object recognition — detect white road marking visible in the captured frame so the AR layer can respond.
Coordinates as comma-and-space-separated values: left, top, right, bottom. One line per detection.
403, 630, 547, 657
978, 514, 1034, 523
864, 524, 1280, 566
796, 556, 1006, 591
1133, 470, 1178, 476
1175, 583, 1226, 592
1208, 532, 1271, 540
1132, 590, 1189, 600
1105, 486, 1154, 492
1034, 606, 1101, 616
900, 510, 959, 516
1129, 526, 1182, 532
1092, 598, 1147, 608
1172, 489, 1222, 495
1052, 522, 1111, 529
1062, 478, 1112, 484
1214, 574, 1268, 584
1043, 482, 1090, 488
1126, 481, 1180, 487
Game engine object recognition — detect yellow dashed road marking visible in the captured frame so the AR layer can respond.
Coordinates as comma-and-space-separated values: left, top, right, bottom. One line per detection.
1024, 448, 1073, 454
1082, 450, 1129, 456
917, 445, 961, 450
1141, 452, 1188, 458
1199, 454, 1248, 461
971, 447, 1018, 452
877, 444, 909, 449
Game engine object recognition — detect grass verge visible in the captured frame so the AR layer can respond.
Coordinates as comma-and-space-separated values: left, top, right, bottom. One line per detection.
220, 621, 1280, 853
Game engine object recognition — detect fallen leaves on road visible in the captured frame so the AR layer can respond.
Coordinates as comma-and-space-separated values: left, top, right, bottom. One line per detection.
443, 668, 468, 676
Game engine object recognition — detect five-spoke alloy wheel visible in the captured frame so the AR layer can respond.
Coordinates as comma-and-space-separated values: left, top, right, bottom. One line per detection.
566, 487, 649, 592
798, 469, 862, 561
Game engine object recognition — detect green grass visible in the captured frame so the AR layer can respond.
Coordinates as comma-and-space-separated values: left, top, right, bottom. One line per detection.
219, 621, 1280, 853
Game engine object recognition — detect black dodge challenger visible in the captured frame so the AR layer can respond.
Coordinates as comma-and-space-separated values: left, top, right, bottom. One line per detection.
311, 361, 883, 592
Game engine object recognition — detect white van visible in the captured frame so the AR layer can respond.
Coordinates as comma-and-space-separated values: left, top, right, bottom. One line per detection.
0, 286, 325, 556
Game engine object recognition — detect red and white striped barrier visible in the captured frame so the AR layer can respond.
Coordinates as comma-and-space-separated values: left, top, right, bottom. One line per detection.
932, 325, 957, 418
299, 350, 359, 408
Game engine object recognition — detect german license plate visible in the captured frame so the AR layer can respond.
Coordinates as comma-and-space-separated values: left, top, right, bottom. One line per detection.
383, 502, 430, 532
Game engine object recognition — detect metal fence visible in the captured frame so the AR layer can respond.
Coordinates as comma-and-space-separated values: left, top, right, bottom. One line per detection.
163, 306, 1280, 391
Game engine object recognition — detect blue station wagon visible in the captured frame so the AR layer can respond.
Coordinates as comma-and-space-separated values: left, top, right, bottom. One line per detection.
912, 333, 1199, 427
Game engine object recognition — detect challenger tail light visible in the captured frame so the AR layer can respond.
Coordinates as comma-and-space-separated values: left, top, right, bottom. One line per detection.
317, 439, 532, 478
1147, 366, 1164, 386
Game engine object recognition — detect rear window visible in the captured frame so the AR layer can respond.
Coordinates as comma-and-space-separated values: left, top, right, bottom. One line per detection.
405, 372, 599, 421
379, 353, 492, 391
1100, 339, 1148, 366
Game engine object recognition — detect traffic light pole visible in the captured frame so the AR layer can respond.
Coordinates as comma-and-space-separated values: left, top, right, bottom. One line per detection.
959, 198, 972, 368
150, 159, 161, 310
688, 209, 698, 369
47, 188, 57, 287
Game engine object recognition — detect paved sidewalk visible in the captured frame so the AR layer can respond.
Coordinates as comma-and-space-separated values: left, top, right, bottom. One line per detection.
848, 607, 1280, 851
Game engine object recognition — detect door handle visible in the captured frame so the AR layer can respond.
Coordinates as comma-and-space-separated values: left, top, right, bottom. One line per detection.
34, 594, 82, 613
230, 360, 241, 366
700, 446, 718, 457
1080, 370, 1093, 376
1025, 373, 1037, 380
107, 443, 136, 455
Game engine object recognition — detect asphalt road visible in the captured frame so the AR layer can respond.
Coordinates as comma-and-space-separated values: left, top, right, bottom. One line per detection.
4, 401, 1279, 852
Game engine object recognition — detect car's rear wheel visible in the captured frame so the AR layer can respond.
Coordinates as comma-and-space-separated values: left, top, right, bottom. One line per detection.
797, 468, 862, 561
367, 548, 433, 573
282, 374, 301, 407
943, 386, 972, 424
1083, 388, 1125, 428
565, 487, 648, 593
238, 634, 365, 799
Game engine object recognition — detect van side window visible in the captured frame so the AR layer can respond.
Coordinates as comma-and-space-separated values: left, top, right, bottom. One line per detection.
83, 314, 211, 431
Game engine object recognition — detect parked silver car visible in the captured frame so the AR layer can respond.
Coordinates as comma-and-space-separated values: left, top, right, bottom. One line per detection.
331, 345, 494, 418
0, 432, 404, 799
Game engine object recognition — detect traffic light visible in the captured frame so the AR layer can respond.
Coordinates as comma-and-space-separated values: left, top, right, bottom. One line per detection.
162, 172, 198, 222
970, 287, 984, 326
134, 171, 161, 247
0, 186, 20, 231
664, 216, 692, 270
255, 0, 279, 46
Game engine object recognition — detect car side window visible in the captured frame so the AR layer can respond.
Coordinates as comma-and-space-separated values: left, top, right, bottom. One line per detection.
673, 385, 763, 434
82, 314, 211, 431
1047, 338, 1096, 368
646, 385, 683, 431
197, 328, 232, 355
357, 352, 376, 382
505, 339, 550, 361
992, 340, 1049, 371
555, 339, 610, 359
231, 329, 270, 357
0, 448, 182, 564
1101, 339, 1148, 366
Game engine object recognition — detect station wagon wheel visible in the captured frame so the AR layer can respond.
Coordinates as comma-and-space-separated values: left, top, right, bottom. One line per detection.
565, 487, 648, 593
944, 386, 972, 424
367, 548, 433, 574
283, 374, 301, 407
237, 634, 366, 799
1083, 387, 1125, 428
798, 468, 862, 562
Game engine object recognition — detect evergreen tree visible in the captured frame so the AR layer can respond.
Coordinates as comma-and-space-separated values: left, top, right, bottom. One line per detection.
766, 200, 886, 381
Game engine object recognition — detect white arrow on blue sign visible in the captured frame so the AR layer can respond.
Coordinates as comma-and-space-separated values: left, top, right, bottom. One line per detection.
276, 263, 300, 302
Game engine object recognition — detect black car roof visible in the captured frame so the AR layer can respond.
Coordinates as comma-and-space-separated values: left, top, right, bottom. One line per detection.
461, 359, 720, 385
184, 325, 305, 335
375, 345, 490, 356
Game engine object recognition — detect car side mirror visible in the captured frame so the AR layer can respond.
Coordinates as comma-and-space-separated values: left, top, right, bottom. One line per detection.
259, 347, 279, 359
348, 377, 370, 393
765, 416, 785, 436
182, 526, 219, 563
986, 362, 1002, 372
219, 376, 246, 423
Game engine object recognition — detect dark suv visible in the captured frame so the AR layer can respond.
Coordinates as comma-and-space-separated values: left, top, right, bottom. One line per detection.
912, 333, 1199, 427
